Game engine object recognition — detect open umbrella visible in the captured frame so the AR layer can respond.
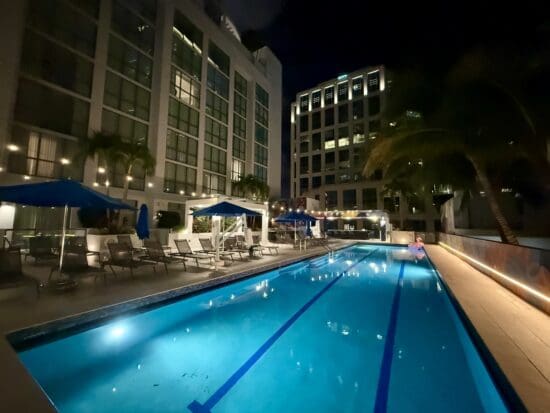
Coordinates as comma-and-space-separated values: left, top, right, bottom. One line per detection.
275, 211, 317, 242
192, 201, 262, 262
0, 179, 134, 274
135, 204, 150, 240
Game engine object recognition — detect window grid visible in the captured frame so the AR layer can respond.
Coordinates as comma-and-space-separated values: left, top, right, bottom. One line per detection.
205, 117, 228, 148
170, 66, 200, 108
168, 98, 199, 137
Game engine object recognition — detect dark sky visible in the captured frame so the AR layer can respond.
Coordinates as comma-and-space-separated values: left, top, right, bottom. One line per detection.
223, 0, 549, 198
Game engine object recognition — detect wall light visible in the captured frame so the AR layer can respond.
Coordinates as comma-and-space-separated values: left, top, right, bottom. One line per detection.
7, 144, 19, 152
60, 158, 70, 165
23, 175, 30, 180
98, 167, 106, 174
147, 182, 154, 188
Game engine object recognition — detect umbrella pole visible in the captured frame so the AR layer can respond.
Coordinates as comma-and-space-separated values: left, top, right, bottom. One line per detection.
58, 204, 68, 276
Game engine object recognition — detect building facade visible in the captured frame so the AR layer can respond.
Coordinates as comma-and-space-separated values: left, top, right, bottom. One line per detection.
0, 0, 282, 227
290, 66, 437, 232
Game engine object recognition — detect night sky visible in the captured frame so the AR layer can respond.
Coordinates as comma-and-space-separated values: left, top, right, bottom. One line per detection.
223, 0, 549, 198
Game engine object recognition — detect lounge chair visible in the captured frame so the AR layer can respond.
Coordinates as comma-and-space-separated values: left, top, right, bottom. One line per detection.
223, 237, 249, 261
171, 239, 214, 269
252, 235, 279, 255
26, 236, 58, 263
198, 238, 236, 262
0, 248, 40, 297
48, 246, 106, 282
65, 236, 100, 259
104, 243, 156, 277
116, 234, 143, 253
142, 239, 182, 273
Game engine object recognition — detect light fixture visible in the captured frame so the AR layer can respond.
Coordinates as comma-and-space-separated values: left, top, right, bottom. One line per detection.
98, 167, 106, 174
191, 192, 196, 196
93, 182, 99, 187
23, 175, 30, 180
7, 144, 19, 152
147, 182, 153, 188
60, 158, 70, 165
105, 180, 110, 187
179, 190, 184, 195
126, 176, 133, 181
201, 193, 206, 197
0, 166, 3, 172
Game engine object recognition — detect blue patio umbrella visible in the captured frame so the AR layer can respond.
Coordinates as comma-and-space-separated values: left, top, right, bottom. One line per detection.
192, 201, 262, 217
135, 204, 150, 240
275, 212, 317, 241
0, 179, 134, 274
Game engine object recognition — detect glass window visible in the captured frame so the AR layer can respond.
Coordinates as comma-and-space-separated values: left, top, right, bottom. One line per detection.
312, 176, 321, 188
168, 98, 199, 136
235, 71, 248, 96
27, 0, 97, 56
254, 164, 267, 183
312, 111, 321, 130
255, 124, 268, 146
299, 95, 309, 112
362, 188, 378, 209
384, 196, 399, 213
15, 78, 89, 137
300, 137, 309, 153
324, 86, 334, 105
367, 71, 380, 93
173, 10, 202, 51
338, 127, 349, 147
369, 119, 381, 139
255, 102, 268, 126
111, 0, 155, 55
207, 64, 229, 98
165, 129, 197, 166
337, 82, 348, 102
172, 32, 202, 80
256, 84, 269, 108
352, 77, 363, 97
300, 115, 309, 133
325, 152, 335, 169
164, 161, 196, 194
233, 114, 246, 139
339, 149, 350, 169
108, 35, 153, 88
203, 172, 226, 194
325, 190, 337, 207
21, 30, 93, 97
206, 91, 228, 123
299, 177, 309, 194
8, 126, 82, 180
68, 0, 100, 17
325, 175, 335, 185
170, 66, 200, 108
233, 135, 246, 160
104, 71, 150, 121
101, 109, 148, 144
312, 154, 321, 172
343, 189, 357, 209
232, 158, 245, 181
234, 93, 247, 118
299, 156, 309, 174
352, 100, 364, 120
338, 104, 348, 124
208, 41, 230, 75
312, 133, 321, 151
353, 123, 365, 144
324, 108, 334, 126
312, 91, 321, 109
204, 144, 226, 174
205, 117, 227, 148
255, 144, 268, 166
368, 95, 380, 116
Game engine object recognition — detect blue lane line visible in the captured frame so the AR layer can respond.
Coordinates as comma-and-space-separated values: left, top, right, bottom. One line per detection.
188, 250, 377, 413
374, 261, 406, 413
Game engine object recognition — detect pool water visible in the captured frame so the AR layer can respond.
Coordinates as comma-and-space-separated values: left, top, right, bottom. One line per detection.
17, 245, 508, 412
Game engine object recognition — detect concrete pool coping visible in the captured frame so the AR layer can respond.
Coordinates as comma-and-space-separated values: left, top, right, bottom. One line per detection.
0, 242, 548, 412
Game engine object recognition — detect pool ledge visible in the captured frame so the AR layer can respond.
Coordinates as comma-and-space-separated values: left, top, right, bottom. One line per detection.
425, 245, 550, 413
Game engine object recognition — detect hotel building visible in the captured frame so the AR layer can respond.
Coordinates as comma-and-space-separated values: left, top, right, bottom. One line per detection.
0, 0, 282, 227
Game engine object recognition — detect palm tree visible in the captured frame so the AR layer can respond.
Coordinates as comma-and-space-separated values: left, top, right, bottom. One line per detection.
80, 132, 156, 229
232, 174, 270, 201
364, 51, 549, 245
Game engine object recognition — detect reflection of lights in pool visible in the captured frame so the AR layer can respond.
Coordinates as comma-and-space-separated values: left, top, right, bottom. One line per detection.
230, 294, 235, 300
111, 327, 125, 338
328, 258, 335, 264
377, 334, 383, 340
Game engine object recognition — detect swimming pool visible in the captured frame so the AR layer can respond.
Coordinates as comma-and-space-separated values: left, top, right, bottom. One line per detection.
15, 244, 509, 412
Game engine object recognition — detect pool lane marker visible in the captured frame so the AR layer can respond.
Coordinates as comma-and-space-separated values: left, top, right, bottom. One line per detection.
374, 261, 406, 413
188, 249, 378, 413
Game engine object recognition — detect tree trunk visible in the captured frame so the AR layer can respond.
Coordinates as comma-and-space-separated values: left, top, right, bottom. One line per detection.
468, 155, 519, 245
116, 164, 133, 228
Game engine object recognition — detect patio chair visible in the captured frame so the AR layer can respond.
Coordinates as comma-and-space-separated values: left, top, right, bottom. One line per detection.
222, 237, 249, 261
65, 236, 100, 259
198, 238, 236, 262
252, 235, 279, 255
0, 248, 40, 297
142, 239, 181, 273
104, 243, 156, 278
171, 239, 214, 268
48, 246, 107, 283
26, 236, 58, 263
116, 234, 143, 253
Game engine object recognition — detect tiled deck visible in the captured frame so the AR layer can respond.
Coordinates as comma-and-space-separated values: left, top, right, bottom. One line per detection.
425, 245, 550, 413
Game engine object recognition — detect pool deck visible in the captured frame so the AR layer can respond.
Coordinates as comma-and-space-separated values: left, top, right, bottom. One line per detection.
425, 245, 550, 413
0, 242, 548, 412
